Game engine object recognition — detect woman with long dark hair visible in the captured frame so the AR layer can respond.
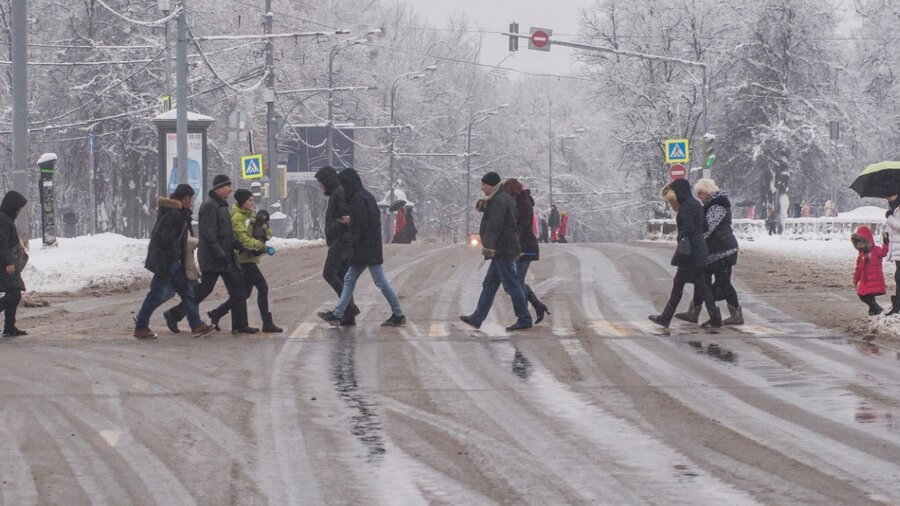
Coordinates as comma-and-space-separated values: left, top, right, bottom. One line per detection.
505, 178, 551, 323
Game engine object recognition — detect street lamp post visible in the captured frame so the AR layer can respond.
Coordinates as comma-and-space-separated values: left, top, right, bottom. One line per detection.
464, 104, 509, 235
327, 29, 381, 167
388, 65, 436, 204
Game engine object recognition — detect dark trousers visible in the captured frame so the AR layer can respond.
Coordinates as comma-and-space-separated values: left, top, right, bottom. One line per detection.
693, 257, 740, 308
662, 266, 717, 320
323, 246, 357, 315
895, 262, 900, 301
859, 294, 881, 312
136, 263, 201, 329
240, 263, 269, 316
469, 258, 532, 326
766, 222, 777, 235
0, 289, 22, 330
169, 268, 248, 328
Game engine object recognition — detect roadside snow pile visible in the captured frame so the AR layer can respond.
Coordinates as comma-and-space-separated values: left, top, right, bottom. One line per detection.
837, 206, 888, 221
23, 233, 324, 294
741, 235, 856, 261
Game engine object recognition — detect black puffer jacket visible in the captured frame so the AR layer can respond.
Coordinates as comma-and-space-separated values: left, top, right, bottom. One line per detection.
338, 169, 384, 266
479, 183, 520, 260
669, 179, 708, 268
516, 189, 539, 261
0, 191, 27, 292
197, 190, 238, 273
704, 191, 739, 260
314, 166, 352, 253
144, 197, 187, 276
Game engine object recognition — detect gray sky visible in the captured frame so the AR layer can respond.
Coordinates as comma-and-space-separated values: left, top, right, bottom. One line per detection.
400, 0, 594, 76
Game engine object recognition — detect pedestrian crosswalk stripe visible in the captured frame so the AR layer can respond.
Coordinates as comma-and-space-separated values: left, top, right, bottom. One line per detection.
592, 321, 627, 337
290, 322, 317, 339
429, 323, 449, 338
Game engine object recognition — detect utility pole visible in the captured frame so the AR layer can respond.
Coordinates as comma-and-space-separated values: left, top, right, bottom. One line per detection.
175, 0, 188, 185
264, 0, 279, 204
11, 0, 30, 235
548, 98, 553, 208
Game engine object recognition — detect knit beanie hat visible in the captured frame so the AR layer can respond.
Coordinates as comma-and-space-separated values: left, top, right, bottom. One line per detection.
481, 171, 501, 187
212, 174, 232, 190
234, 189, 253, 206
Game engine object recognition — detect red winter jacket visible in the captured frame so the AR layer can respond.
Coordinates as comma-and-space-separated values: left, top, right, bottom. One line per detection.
853, 226, 887, 296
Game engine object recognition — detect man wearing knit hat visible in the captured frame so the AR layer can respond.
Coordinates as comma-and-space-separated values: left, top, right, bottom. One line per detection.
164, 174, 257, 334
459, 171, 533, 332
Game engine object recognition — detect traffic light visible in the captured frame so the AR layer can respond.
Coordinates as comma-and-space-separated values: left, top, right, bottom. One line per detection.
702, 133, 716, 168
509, 22, 519, 52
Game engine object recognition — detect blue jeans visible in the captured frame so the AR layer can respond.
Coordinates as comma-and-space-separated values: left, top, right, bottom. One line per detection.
469, 258, 532, 326
333, 264, 403, 318
135, 262, 202, 330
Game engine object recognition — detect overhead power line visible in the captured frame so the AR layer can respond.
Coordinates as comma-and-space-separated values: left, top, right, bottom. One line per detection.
95, 0, 181, 27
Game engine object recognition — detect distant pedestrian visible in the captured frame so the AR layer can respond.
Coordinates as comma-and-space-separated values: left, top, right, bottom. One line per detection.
549, 205, 560, 243
134, 185, 214, 339
824, 200, 836, 218
0, 191, 28, 337
539, 217, 549, 243
507, 179, 550, 323
852, 226, 888, 316
765, 205, 778, 236
314, 166, 359, 325
648, 179, 722, 328
213, 190, 282, 333
392, 207, 417, 244
317, 169, 406, 326
884, 193, 900, 315
801, 200, 811, 218
459, 171, 533, 331
558, 211, 570, 243
164, 175, 256, 334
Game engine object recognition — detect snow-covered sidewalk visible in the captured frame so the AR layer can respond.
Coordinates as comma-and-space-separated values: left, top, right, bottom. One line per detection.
23, 233, 323, 294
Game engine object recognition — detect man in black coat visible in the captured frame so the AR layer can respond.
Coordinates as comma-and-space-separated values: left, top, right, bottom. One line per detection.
317, 168, 406, 326
134, 184, 214, 339
548, 205, 560, 242
165, 175, 256, 334
314, 166, 359, 325
0, 191, 28, 337
459, 171, 533, 332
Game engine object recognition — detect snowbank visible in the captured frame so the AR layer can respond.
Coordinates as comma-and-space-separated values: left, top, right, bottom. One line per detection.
740, 235, 856, 261
837, 206, 888, 221
23, 233, 323, 294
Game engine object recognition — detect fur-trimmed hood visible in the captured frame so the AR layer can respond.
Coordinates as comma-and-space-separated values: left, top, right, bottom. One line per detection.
156, 197, 183, 210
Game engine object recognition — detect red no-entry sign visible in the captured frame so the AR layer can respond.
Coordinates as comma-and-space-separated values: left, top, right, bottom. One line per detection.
531, 31, 550, 48
669, 164, 686, 180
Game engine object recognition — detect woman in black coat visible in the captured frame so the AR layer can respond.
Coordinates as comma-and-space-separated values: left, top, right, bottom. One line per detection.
506, 179, 550, 323
648, 179, 722, 328
0, 191, 28, 336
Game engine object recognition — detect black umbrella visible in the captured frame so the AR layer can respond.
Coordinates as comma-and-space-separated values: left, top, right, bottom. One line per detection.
850, 161, 900, 198
388, 199, 407, 212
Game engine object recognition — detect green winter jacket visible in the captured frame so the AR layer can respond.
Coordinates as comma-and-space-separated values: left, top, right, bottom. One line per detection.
231, 204, 271, 264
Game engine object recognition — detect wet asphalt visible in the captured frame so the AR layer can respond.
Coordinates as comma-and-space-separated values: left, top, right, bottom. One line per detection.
0, 242, 898, 505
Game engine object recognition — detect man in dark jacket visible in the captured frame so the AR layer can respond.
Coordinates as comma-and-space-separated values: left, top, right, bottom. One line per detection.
460, 172, 533, 332
548, 205, 560, 242
164, 175, 256, 334
0, 191, 28, 337
648, 178, 721, 328
317, 168, 406, 326
134, 184, 214, 339
314, 166, 359, 325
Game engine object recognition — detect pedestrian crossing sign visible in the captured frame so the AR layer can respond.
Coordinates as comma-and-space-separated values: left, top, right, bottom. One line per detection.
241, 154, 264, 180
663, 139, 690, 164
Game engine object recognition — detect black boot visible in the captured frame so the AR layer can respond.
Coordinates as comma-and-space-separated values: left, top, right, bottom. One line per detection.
2, 327, 26, 337
527, 293, 551, 324
163, 309, 181, 333
261, 312, 283, 333
886, 296, 899, 316
701, 306, 723, 328
207, 310, 222, 331
648, 301, 678, 328
869, 303, 884, 316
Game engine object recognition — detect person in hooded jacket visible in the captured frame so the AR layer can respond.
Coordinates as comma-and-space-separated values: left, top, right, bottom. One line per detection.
459, 172, 533, 332
0, 191, 28, 337
674, 179, 743, 326
648, 179, 722, 328
164, 175, 256, 334
851, 226, 888, 315
314, 166, 360, 325
883, 193, 900, 315
317, 168, 406, 326
506, 179, 550, 323
549, 205, 561, 243
135, 184, 215, 339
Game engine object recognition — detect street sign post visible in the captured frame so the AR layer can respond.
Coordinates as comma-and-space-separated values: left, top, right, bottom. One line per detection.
241, 154, 264, 180
669, 163, 687, 180
663, 138, 690, 164
528, 27, 552, 51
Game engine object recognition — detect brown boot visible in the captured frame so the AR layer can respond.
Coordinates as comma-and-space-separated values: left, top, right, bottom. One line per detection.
674, 304, 701, 324
134, 328, 158, 340
191, 323, 215, 338
723, 305, 744, 325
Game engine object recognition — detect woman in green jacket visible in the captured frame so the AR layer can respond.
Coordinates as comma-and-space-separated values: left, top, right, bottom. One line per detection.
228, 189, 282, 332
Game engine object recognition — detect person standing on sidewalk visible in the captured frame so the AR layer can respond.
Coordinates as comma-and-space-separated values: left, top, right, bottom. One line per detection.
164, 175, 256, 334
317, 168, 406, 326
314, 166, 359, 325
134, 184, 214, 339
0, 191, 28, 337
224, 189, 282, 332
459, 172, 533, 332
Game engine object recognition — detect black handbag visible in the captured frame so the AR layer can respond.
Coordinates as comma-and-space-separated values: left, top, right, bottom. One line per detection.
676, 236, 691, 256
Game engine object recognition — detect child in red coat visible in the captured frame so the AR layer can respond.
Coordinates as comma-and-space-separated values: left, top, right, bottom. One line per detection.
852, 226, 889, 316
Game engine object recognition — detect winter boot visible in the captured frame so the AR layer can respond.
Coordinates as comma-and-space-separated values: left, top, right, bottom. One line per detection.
869, 303, 884, 316
527, 293, 551, 324
207, 310, 223, 331
231, 326, 259, 335
163, 309, 181, 334
648, 301, 678, 328
133, 328, 158, 340
723, 305, 744, 325
381, 314, 407, 327
191, 323, 215, 338
261, 312, 283, 333
886, 296, 900, 316
700, 306, 724, 328
2, 327, 27, 337
674, 304, 702, 324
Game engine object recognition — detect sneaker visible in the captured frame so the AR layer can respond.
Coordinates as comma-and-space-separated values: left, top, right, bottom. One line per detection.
381, 314, 407, 326
317, 310, 342, 326
134, 328, 158, 340
2, 327, 27, 337
163, 309, 180, 334
505, 321, 533, 332
459, 315, 481, 329
191, 323, 215, 338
